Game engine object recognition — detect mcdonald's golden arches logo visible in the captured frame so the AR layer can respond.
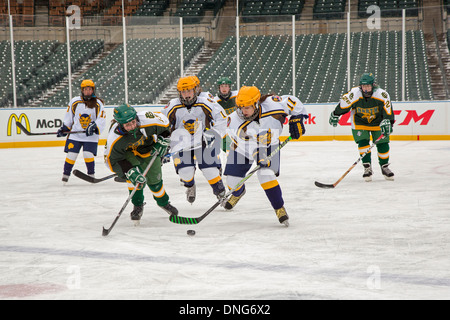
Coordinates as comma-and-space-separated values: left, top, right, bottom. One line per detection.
7, 113, 30, 136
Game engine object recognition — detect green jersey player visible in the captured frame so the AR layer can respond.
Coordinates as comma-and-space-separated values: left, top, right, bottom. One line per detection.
105, 104, 178, 223
329, 72, 395, 181
214, 77, 238, 152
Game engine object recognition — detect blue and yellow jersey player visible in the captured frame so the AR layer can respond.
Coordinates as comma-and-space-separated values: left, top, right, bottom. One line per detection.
162, 76, 228, 205
57, 79, 106, 183
223, 86, 308, 227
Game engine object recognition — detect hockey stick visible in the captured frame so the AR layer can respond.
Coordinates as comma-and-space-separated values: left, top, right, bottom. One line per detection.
73, 143, 203, 184
169, 136, 292, 225
314, 134, 385, 189
15, 122, 85, 136
102, 149, 160, 237
73, 170, 117, 183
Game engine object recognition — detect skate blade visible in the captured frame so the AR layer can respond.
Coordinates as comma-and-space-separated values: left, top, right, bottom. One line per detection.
133, 220, 140, 227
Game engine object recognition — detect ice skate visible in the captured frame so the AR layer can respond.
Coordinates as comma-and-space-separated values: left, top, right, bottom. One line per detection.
362, 163, 373, 182
62, 174, 69, 184
130, 204, 144, 226
185, 184, 196, 204
159, 202, 178, 216
381, 163, 394, 181
275, 206, 289, 227
212, 180, 226, 202
223, 189, 246, 210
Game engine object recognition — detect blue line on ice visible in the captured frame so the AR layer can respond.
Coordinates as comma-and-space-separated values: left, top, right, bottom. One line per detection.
1, 245, 449, 288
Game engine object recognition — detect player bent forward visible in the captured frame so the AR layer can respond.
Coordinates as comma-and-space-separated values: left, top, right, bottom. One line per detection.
105, 104, 178, 223
223, 86, 309, 226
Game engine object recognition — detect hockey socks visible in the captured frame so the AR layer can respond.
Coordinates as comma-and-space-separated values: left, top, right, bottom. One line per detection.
261, 180, 284, 211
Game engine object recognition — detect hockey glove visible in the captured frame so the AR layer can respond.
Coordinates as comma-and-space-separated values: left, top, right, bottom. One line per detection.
56, 125, 70, 137
289, 114, 308, 140
85, 121, 99, 136
152, 135, 170, 156
125, 166, 147, 189
380, 119, 392, 136
253, 148, 271, 168
202, 128, 216, 148
329, 111, 339, 127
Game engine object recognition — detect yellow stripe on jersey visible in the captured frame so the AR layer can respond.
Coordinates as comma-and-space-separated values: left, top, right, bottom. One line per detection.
105, 135, 123, 171
260, 109, 287, 118
286, 97, 296, 111
166, 104, 185, 121
71, 100, 83, 115
236, 121, 251, 141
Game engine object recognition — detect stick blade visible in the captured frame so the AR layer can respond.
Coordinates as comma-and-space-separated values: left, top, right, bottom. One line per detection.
169, 214, 199, 225
15, 122, 32, 135
73, 169, 95, 183
314, 181, 335, 189
102, 227, 110, 236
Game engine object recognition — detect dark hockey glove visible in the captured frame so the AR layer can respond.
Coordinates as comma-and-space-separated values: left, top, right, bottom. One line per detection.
85, 121, 99, 136
289, 114, 308, 140
253, 148, 271, 168
56, 125, 70, 137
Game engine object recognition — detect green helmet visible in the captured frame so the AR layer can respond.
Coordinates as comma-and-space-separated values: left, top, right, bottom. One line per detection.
359, 73, 375, 85
113, 104, 137, 124
217, 77, 232, 86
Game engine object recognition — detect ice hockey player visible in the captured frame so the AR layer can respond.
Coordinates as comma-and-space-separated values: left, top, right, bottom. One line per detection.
105, 104, 178, 223
214, 77, 239, 152
223, 86, 309, 226
57, 79, 106, 183
162, 76, 227, 204
329, 72, 395, 181
214, 77, 238, 115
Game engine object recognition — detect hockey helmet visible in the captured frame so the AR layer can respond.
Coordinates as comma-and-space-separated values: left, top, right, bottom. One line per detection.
217, 77, 232, 86
177, 76, 198, 106
81, 79, 95, 89
113, 104, 137, 125
359, 73, 376, 97
236, 86, 260, 121
359, 73, 375, 85
236, 86, 260, 108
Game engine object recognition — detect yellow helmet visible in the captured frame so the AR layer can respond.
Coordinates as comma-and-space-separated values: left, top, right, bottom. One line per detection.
191, 75, 200, 87
177, 76, 197, 92
236, 86, 260, 121
177, 76, 198, 105
236, 86, 260, 108
81, 79, 95, 89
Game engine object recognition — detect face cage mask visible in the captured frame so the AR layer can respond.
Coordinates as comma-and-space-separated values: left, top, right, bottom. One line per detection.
237, 104, 259, 121
179, 87, 198, 106
360, 86, 373, 98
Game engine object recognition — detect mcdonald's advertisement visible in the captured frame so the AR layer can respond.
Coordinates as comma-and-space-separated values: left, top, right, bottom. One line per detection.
1, 101, 449, 148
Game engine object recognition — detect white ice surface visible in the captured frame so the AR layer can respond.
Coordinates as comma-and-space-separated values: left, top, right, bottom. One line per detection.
1, 140, 449, 300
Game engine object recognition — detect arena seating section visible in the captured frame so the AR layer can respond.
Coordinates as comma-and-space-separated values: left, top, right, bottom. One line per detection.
199, 30, 432, 102
1, 28, 434, 107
